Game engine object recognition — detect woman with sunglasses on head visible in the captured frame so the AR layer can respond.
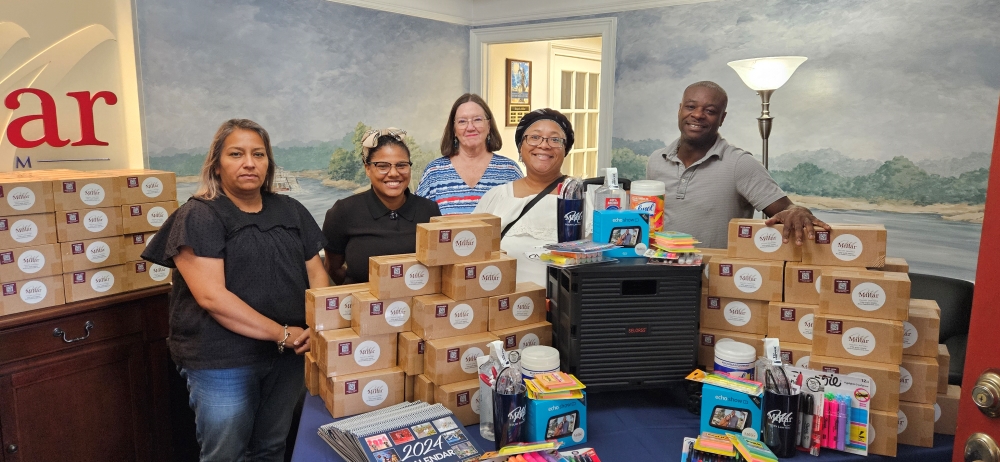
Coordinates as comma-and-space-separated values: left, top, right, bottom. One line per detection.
416, 94, 523, 215
322, 128, 442, 284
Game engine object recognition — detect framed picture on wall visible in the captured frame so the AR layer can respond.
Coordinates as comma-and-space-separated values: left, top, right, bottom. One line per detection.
506, 59, 532, 126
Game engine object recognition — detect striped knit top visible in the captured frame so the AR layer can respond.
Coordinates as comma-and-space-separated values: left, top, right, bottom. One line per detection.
416, 154, 523, 215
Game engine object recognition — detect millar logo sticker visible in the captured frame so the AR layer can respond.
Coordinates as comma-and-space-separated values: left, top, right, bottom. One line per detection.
447, 348, 460, 362
834, 279, 851, 294
707, 297, 721, 310
345, 380, 359, 394
370, 302, 383, 316
815, 231, 831, 244
390, 264, 403, 278
719, 264, 733, 277
464, 266, 477, 280
737, 225, 752, 238
438, 229, 452, 243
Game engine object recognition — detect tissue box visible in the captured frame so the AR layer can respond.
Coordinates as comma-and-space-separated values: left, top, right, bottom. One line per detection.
591, 209, 649, 258
699, 383, 763, 440
526, 394, 588, 448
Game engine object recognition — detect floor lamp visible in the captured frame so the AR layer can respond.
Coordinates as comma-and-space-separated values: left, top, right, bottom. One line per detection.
727, 56, 807, 170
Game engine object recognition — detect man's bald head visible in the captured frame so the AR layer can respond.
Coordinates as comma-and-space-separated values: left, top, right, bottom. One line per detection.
684, 81, 728, 112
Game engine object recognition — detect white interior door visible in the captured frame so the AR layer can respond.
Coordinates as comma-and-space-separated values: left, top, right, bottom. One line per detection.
550, 44, 601, 179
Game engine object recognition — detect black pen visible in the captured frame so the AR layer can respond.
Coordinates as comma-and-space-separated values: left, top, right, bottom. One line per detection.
800, 393, 814, 448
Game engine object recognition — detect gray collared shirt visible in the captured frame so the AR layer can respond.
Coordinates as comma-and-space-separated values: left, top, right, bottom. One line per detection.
645, 136, 786, 249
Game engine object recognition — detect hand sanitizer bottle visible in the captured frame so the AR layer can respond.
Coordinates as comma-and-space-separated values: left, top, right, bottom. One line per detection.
594, 167, 629, 211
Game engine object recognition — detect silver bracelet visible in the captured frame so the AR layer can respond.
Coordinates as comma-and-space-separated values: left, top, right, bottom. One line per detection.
277, 324, 290, 353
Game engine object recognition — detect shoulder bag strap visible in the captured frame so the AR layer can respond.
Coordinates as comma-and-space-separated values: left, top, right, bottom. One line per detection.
500, 175, 566, 239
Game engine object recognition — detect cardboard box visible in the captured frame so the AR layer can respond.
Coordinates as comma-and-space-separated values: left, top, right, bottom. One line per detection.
488, 282, 547, 331
52, 174, 120, 210
526, 394, 588, 448
123, 232, 156, 263
416, 221, 493, 266
350, 291, 412, 336
903, 304, 940, 358
314, 329, 396, 377
707, 257, 783, 302
59, 236, 124, 273
812, 313, 904, 364
701, 292, 768, 334
122, 260, 172, 291
934, 384, 960, 435
0, 213, 58, 249
818, 270, 911, 321
434, 379, 481, 426
938, 344, 951, 392
809, 354, 900, 412
911, 298, 941, 315
897, 401, 934, 448
56, 207, 124, 242
414, 374, 435, 404
767, 302, 816, 344
491, 321, 552, 351
0, 177, 54, 215
120, 200, 178, 234
429, 213, 501, 251
62, 264, 124, 302
368, 254, 441, 299
783, 262, 865, 305
441, 254, 517, 301
697, 328, 764, 371
397, 331, 425, 376
900, 355, 938, 404
726, 219, 801, 262
868, 409, 898, 457
700, 248, 728, 288
326, 367, 405, 418
801, 224, 887, 267
403, 374, 414, 402
777, 341, 812, 369
305, 283, 368, 332
0, 243, 61, 281
94, 169, 177, 204
872, 256, 908, 273
423, 332, 497, 386
305, 352, 320, 396
0, 275, 65, 315
412, 294, 488, 340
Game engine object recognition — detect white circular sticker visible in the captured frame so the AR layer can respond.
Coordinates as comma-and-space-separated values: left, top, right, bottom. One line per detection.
472, 389, 481, 415
798, 313, 815, 340
79, 183, 106, 206
899, 366, 913, 394
86, 241, 111, 263
832, 233, 864, 261
83, 210, 109, 233
90, 270, 115, 292
362, 379, 389, 407
10, 219, 38, 243
146, 206, 168, 227
340, 295, 354, 321
19, 280, 47, 304
16, 249, 45, 273
385, 301, 411, 327
704, 264, 710, 281
519, 333, 540, 350
461, 347, 484, 373
815, 275, 822, 294
405, 264, 429, 290
934, 403, 941, 422
142, 177, 164, 198
149, 264, 171, 281
754, 227, 783, 253
572, 427, 585, 443
897, 409, 908, 434
7, 186, 36, 210
902, 321, 918, 349
742, 428, 758, 440
354, 340, 381, 367
633, 242, 647, 256
842, 327, 876, 357
869, 423, 876, 444
146, 233, 156, 247
733, 267, 763, 293
479, 265, 502, 291
723, 301, 752, 327
849, 372, 877, 398
795, 355, 810, 369
512, 296, 534, 321
449, 303, 474, 330
852, 282, 887, 312
452, 230, 477, 256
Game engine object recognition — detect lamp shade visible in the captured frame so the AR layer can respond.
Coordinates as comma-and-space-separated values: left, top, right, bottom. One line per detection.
727, 56, 807, 91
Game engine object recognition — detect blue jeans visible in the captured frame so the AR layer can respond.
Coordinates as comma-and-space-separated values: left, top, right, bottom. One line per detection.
180, 354, 304, 462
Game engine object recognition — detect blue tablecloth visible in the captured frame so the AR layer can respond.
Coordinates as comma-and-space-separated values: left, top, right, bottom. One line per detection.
292, 390, 953, 461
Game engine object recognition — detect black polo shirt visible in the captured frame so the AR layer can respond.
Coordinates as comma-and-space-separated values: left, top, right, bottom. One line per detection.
322, 188, 441, 284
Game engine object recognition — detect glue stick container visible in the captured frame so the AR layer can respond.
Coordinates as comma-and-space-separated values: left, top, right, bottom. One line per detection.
714, 340, 756, 380
521, 346, 560, 379
629, 180, 666, 233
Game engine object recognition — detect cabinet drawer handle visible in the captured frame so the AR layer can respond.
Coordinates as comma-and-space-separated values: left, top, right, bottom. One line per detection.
53, 321, 95, 343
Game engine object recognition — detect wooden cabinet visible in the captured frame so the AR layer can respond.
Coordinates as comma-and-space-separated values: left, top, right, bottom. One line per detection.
0, 287, 171, 462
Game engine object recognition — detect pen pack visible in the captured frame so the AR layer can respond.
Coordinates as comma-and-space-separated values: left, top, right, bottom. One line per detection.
783, 365, 871, 456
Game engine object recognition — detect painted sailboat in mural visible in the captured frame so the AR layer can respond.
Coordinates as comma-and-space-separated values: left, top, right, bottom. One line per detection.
274, 167, 300, 192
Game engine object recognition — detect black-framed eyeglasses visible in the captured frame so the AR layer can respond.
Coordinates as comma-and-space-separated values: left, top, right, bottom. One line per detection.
524, 134, 566, 148
367, 161, 412, 174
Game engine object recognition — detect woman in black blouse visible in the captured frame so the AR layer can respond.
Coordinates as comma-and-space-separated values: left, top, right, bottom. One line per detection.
322, 128, 441, 284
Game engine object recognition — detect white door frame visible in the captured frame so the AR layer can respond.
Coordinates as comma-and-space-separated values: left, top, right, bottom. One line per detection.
469, 17, 617, 172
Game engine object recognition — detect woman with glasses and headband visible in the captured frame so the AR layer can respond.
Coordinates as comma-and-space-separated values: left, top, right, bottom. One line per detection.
416, 94, 523, 215
473, 109, 574, 286
322, 128, 441, 284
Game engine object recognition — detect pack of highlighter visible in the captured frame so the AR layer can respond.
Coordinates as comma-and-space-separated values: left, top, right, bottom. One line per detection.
782, 365, 871, 457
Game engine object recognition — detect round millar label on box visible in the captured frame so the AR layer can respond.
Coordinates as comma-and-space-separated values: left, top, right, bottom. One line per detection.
754, 227, 783, 253
84, 210, 109, 233
472, 389, 481, 415
479, 265, 502, 291
147, 206, 169, 227
449, 303, 474, 329
149, 264, 171, 281
733, 267, 763, 293
512, 296, 534, 321
452, 230, 477, 256
832, 233, 864, 261
7, 186, 36, 210
86, 240, 111, 263
19, 280, 47, 304
142, 177, 164, 198
519, 333, 540, 350
852, 282, 887, 312
870, 424, 877, 444
17, 249, 45, 274
11, 219, 38, 243
795, 355, 811, 369
146, 233, 156, 247
385, 301, 410, 327
405, 264, 429, 290
849, 372, 877, 398
91, 270, 115, 292
354, 340, 381, 367
362, 379, 388, 407
723, 301, 752, 327
815, 275, 822, 294
704, 264, 710, 281
842, 327, 876, 356
799, 313, 815, 340
572, 427, 585, 443
899, 366, 913, 394
897, 409, 907, 434
79, 183, 106, 206
461, 347, 483, 373
902, 321, 918, 348
934, 403, 941, 422
340, 295, 354, 321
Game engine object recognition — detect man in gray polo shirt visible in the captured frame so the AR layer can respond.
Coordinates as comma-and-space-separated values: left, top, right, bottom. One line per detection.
646, 81, 828, 249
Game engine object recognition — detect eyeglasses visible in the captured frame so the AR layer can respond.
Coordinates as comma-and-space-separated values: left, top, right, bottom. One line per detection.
524, 134, 566, 148
367, 161, 412, 174
455, 117, 488, 128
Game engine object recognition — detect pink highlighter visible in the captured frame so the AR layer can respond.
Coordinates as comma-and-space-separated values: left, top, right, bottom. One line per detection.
822, 393, 834, 448
829, 398, 840, 449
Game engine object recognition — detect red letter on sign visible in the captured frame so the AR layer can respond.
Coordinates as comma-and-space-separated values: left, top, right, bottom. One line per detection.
4, 88, 70, 148
67, 91, 118, 146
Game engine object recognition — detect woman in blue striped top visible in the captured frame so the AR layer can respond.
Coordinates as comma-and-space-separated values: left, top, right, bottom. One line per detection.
416, 94, 523, 215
